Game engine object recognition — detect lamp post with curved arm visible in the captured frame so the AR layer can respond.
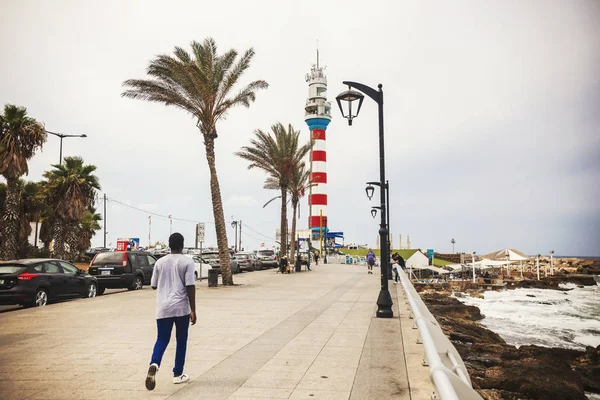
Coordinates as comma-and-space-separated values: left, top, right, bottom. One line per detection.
336, 81, 393, 318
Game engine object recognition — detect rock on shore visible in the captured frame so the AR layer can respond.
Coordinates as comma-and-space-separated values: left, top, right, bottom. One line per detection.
420, 292, 600, 400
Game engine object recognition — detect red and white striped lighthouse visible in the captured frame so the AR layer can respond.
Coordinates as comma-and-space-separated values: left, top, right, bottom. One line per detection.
304, 56, 332, 246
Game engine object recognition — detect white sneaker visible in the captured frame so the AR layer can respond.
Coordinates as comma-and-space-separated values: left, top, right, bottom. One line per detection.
173, 374, 190, 384
393, 281, 397, 284
145, 363, 159, 391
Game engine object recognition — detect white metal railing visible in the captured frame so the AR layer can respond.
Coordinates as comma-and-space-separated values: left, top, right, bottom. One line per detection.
398, 268, 483, 400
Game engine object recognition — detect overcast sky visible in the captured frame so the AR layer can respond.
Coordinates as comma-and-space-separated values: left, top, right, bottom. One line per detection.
1, 0, 599, 256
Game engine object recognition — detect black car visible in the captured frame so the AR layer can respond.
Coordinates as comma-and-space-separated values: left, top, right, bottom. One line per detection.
87, 251, 156, 295
0, 258, 98, 307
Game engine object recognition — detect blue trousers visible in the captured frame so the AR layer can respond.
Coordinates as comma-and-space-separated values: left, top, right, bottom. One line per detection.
150, 315, 190, 376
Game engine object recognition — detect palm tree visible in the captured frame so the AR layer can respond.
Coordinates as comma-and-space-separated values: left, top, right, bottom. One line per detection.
77, 211, 101, 255
263, 162, 313, 261
18, 181, 46, 257
287, 164, 313, 261
122, 37, 267, 286
236, 123, 311, 258
43, 157, 100, 261
0, 105, 46, 260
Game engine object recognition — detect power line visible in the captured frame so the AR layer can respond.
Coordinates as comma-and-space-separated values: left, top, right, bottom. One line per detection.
105, 194, 279, 242
107, 197, 213, 224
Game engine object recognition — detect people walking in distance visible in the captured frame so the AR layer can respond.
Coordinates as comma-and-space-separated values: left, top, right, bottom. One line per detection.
313, 251, 320, 266
146, 233, 196, 391
366, 249, 376, 274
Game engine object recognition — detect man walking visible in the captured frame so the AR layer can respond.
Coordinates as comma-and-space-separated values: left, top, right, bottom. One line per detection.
366, 249, 375, 274
146, 233, 196, 391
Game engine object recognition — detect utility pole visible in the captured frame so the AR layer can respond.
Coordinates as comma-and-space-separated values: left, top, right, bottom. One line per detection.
103, 193, 107, 248
148, 216, 152, 247
169, 215, 172, 236
239, 220, 242, 251
231, 219, 238, 252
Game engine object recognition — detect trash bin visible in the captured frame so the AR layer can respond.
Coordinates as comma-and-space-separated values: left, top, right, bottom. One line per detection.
208, 269, 219, 287
295, 260, 301, 272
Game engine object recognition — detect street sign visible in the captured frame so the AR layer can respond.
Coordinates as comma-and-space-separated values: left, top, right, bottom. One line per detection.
197, 223, 205, 243
427, 249, 434, 259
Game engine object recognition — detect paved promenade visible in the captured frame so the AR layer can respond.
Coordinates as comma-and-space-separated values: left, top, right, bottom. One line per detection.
0, 264, 434, 399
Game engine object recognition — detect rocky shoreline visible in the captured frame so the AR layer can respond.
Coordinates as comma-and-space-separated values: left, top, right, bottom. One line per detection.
418, 290, 600, 400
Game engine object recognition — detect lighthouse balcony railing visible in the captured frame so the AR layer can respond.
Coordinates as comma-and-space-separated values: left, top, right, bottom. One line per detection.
397, 268, 483, 400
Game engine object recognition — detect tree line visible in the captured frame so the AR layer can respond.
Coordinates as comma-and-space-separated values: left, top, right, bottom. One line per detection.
0, 105, 101, 262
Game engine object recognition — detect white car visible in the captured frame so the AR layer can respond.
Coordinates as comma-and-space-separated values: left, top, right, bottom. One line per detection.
184, 254, 213, 280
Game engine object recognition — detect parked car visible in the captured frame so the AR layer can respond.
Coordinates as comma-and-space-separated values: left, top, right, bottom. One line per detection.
256, 249, 278, 268
84, 247, 110, 259
151, 248, 170, 259
202, 251, 240, 274
233, 252, 258, 271
184, 254, 213, 280
0, 259, 98, 307
87, 251, 156, 295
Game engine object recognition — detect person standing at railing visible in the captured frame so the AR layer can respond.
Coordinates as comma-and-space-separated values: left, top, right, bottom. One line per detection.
391, 252, 405, 284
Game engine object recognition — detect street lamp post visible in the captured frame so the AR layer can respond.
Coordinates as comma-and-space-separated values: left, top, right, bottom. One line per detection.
336, 81, 393, 318
368, 181, 393, 280
46, 131, 87, 164
451, 238, 455, 254
536, 254, 541, 281
550, 250, 554, 276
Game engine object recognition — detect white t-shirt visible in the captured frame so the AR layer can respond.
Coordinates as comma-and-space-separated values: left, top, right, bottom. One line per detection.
151, 254, 195, 319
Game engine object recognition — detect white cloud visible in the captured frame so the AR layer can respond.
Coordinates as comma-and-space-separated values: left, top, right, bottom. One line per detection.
225, 195, 259, 208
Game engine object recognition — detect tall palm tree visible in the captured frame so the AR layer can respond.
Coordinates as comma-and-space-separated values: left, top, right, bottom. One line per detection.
18, 181, 46, 257
236, 123, 311, 258
122, 37, 267, 286
43, 157, 100, 261
0, 105, 46, 260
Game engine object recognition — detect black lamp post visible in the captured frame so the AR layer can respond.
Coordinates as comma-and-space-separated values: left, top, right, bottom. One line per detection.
336, 81, 393, 318
46, 131, 87, 164
371, 207, 380, 219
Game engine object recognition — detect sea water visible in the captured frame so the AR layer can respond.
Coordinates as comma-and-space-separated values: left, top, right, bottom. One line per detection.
456, 283, 600, 351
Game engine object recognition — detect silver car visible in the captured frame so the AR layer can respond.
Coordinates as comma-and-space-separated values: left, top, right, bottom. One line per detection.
256, 250, 278, 269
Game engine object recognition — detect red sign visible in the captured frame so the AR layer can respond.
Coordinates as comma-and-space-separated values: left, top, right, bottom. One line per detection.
116, 241, 129, 252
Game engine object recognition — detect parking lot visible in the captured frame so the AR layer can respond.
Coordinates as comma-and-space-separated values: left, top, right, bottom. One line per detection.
0, 264, 429, 400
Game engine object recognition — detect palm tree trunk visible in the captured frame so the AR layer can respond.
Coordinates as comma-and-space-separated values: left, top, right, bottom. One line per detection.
0, 177, 21, 260
52, 221, 66, 260
289, 199, 298, 262
279, 188, 288, 258
66, 223, 80, 262
204, 137, 233, 285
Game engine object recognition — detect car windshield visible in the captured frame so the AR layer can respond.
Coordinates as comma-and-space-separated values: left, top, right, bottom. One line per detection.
202, 253, 219, 260
0, 265, 27, 274
93, 253, 124, 264
258, 250, 274, 256
234, 254, 250, 259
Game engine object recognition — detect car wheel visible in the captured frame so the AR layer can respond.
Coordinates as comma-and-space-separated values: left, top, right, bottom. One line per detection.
86, 283, 97, 298
97, 286, 106, 295
128, 276, 143, 291
30, 288, 48, 307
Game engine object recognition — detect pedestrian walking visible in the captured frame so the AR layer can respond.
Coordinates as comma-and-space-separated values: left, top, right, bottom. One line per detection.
366, 249, 375, 274
313, 251, 320, 266
146, 233, 196, 391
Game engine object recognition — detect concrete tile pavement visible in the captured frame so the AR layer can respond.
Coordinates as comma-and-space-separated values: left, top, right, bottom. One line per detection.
0, 264, 433, 399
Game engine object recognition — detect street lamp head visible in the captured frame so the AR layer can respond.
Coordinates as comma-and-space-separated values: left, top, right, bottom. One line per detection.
550, 250, 554, 254
370, 208, 377, 219
81, 134, 87, 138
365, 184, 375, 200
336, 86, 364, 126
